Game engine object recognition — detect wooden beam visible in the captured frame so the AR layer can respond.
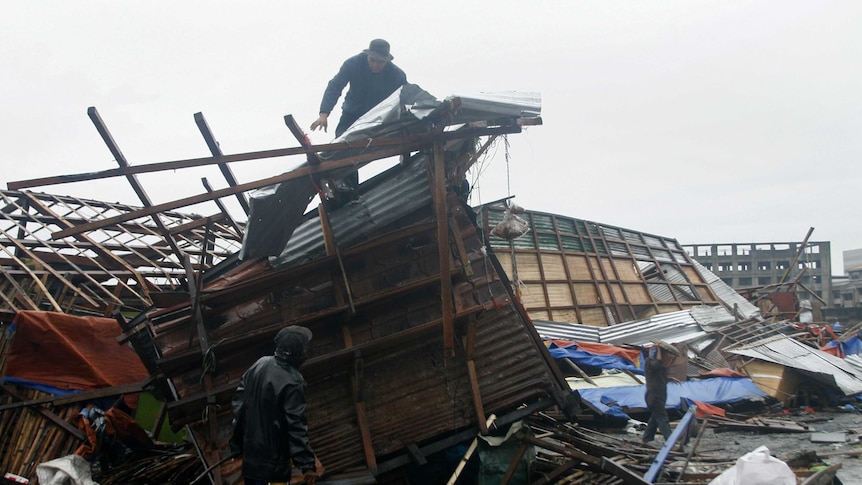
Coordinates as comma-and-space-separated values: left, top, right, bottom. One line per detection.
8, 124, 521, 191
0, 385, 86, 441
449, 216, 472, 277
319, 203, 355, 314
0, 379, 152, 412
51, 144, 413, 240
200, 177, 244, 237
87, 107, 186, 262
0, 244, 62, 311
284, 115, 322, 165
194, 111, 250, 215
351, 352, 377, 473
150, 400, 168, 438
466, 360, 488, 433
433, 141, 454, 356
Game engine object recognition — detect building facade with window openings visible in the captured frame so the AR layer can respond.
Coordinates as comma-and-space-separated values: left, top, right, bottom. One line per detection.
477, 204, 722, 326
681, 241, 832, 306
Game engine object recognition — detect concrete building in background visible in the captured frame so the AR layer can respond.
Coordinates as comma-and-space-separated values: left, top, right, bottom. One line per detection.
832, 249, 862, 321
682, 241, 832, 306
844, 248, 862, 274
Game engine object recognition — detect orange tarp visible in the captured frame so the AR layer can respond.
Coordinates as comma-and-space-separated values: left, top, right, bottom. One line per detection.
548, 339, 643, 367
5, 311, 148, 392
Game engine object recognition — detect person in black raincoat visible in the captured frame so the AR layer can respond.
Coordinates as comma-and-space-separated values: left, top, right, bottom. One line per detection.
231, 325, 317, 485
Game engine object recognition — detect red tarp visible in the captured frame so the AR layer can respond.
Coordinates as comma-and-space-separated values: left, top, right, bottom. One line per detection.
691, 399, 727, 418
700, 368, 747, 378
5, 311, 148, 393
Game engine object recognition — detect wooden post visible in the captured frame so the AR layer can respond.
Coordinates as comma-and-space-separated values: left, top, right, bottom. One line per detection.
433, 141, 454, 356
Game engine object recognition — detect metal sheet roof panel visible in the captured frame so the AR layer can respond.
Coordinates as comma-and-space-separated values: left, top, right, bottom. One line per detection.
729, 338, 862, 395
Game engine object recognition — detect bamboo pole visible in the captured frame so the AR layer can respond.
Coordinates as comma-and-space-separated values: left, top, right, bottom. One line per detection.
446, 414, 497, 485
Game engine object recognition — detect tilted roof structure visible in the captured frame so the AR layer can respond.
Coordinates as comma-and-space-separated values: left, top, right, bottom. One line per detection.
4, 87, 583, 484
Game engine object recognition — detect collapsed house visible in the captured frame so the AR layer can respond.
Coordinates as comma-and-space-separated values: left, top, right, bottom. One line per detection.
1, 85, 858, 484
2, 87, 586, 484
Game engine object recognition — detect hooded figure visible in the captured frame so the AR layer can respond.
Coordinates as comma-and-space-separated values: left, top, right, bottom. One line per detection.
230, 325, 317, 485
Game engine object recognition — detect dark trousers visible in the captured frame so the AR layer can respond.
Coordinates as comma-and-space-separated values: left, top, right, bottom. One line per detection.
642, 405, 672, 442
333, 112, 361, 191
335, 111, 361, 137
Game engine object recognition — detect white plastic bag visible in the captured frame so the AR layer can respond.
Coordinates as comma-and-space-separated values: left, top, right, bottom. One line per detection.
491, 203, 530, 240
35, 454, 99, 485
707, 445, 795, 485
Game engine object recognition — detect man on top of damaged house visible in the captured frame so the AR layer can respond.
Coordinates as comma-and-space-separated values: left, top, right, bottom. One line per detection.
230, 325, 318, 485
309, 38, 408, 138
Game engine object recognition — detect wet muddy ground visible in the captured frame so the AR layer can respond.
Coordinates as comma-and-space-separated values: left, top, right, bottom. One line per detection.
668, 410, 862, 483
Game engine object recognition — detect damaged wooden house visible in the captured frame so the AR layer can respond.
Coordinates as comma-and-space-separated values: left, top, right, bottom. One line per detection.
2, 84, 858, 484
1, 87, 595, 484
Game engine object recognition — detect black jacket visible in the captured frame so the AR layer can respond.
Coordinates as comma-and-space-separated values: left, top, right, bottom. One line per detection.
230, 355, 316, 481
319, 52, 407, 118
644, 357, 668, 411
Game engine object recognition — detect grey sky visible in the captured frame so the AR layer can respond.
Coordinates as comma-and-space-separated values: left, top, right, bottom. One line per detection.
2, 1, 860, 274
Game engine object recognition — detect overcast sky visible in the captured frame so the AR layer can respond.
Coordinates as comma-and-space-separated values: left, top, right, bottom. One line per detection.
2, 1, 860, 274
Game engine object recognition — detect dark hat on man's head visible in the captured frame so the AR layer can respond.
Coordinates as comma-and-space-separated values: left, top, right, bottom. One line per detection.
363, 38, 394, 61
274, 325, 313, 359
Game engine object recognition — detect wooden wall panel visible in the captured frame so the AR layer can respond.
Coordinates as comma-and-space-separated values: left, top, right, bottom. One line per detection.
598, 284, 611, 304
546, 284, 574, 307
682, 266, 707, 284
551, 309, 579, 324
514, 253, 542, 280
611, 283, 625, 302
623, 283, 651, 304
519, 284, 548, 308
615, 259, 641, 281
572, 283, 599, 305
578, 308, 609, 327
539, 254, 567, 280
528, 310, 550, 321
601, 258, 618, 279
565, 255, 592, 280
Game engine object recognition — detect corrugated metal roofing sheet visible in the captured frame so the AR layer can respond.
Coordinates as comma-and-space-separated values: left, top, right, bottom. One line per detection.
600, 310, 708, 346
532, 305, 731, 346
270, 154, 432, 270
729, 338, 862, 395
846, 354, 862, 374
692, 259, 761, 320
531, 319, 601, 342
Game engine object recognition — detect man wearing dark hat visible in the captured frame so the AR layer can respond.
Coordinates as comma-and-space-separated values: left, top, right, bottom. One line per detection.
310, 38, 408, 137
230, 325, 318, 485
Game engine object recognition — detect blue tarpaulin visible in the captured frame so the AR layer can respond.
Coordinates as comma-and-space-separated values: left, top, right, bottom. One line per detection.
576, 377, 768, 416
826, 335, 862, 356
2, 376, 82, 396
547, 343, 643, 375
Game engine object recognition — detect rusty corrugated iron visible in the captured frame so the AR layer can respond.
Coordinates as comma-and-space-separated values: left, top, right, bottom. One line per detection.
128, 127, 570, 483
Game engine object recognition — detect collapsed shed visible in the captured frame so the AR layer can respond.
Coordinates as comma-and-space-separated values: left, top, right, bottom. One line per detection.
1, 86, 589, 483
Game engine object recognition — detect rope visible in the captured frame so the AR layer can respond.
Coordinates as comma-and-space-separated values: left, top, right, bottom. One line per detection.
504, 134, 511, 197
